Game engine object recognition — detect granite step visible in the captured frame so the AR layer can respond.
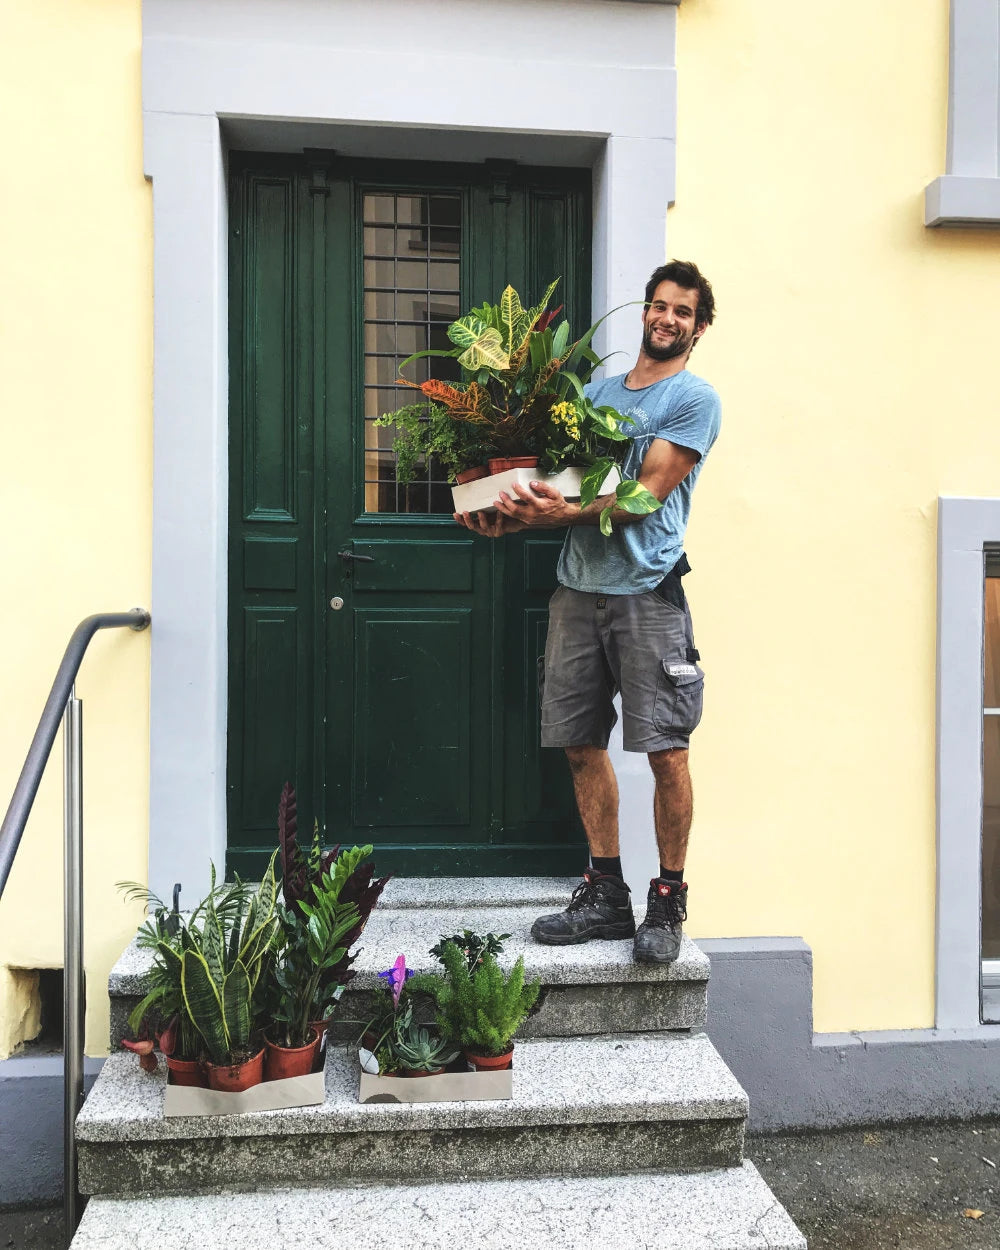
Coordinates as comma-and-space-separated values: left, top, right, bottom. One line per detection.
71, 1161, 805, 1249
108, 878, 709, 1047
77, 1031, 747, 1197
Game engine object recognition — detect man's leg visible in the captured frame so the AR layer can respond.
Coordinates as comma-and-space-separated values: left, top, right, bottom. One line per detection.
532, 588, 634, 945
565, 744, 620, 858
530, 744, 635, 945
649, 747, 692, 872
633, 747, 691, 964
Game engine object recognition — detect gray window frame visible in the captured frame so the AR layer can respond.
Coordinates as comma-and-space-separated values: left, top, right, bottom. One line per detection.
937, 497, 1000, 1028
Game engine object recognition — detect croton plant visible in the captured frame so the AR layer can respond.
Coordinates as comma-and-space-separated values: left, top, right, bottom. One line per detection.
376, 280, 663, 534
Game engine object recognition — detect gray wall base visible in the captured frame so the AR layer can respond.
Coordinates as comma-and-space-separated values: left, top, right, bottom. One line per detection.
701, 938, 1000, 1131
0, 1056, 103, 1207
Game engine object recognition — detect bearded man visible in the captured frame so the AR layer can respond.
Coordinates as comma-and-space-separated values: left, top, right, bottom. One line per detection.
454, 260, 721, 964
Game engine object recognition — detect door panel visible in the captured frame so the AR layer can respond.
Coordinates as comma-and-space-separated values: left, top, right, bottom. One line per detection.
228, 154, 590, 877
228, 162, 319, 878
353, 610, 473, 829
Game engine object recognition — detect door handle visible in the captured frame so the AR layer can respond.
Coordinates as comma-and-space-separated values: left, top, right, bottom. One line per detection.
337, 549, 375, 564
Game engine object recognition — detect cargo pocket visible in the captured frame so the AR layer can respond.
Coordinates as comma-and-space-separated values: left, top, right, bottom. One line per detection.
653, 660, 705, 736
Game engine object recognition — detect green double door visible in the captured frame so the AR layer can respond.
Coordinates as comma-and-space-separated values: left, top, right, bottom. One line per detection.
227, 153, 590, 877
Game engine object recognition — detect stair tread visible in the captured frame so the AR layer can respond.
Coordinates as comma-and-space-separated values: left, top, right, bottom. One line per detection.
352, 905, 709, 985
71, 1161, 805, 1249
78, 1031, 746, 1143
109, 906, 709, 996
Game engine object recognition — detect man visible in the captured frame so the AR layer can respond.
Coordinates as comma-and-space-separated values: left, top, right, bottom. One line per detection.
454, 260, 720, 964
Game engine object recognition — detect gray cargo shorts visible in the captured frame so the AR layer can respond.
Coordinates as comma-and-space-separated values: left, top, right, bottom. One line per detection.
539, 584, 705, 753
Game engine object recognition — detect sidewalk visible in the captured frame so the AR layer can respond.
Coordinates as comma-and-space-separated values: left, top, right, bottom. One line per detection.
753, 1119, 1000, 1249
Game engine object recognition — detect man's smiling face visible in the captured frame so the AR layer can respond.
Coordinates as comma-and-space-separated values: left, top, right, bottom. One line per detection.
641, 280, 705, 362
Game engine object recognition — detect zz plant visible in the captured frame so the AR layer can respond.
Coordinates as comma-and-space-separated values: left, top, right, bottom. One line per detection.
266, 848, 365, 1049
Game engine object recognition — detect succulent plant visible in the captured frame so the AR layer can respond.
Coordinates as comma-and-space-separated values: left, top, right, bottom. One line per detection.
392, 1020, 459, 1073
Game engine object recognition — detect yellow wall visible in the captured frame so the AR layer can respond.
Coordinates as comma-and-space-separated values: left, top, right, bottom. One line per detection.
674, 0, 1000, 1031
2, 0, 999, 1053
0, 0, 150, 1057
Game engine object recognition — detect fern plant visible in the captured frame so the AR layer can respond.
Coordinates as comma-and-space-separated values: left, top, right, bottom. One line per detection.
411, 941, 541, 1058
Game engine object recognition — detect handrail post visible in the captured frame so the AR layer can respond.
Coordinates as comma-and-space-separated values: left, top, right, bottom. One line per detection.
63, 687, 83, 1242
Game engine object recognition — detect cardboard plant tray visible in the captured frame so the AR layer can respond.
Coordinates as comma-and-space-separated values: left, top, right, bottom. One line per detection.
358, 1063, 513, 1104
163, 1069, 326, 1117
451, 465, 620, 514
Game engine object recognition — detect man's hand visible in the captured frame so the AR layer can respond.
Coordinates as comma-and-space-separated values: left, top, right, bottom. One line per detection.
495, 480, 577, 527
452, 509, 528, 537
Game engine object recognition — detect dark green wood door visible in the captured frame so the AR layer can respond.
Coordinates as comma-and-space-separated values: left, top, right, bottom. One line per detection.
228, 154, 590, 877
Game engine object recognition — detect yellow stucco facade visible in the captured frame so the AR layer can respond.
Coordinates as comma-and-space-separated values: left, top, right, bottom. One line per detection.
0, 0, 998, 1057
0, 0, 151, 1056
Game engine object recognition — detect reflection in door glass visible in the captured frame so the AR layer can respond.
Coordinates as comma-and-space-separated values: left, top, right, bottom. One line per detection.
362, 191, 461, 513
984, 554, 1000, 960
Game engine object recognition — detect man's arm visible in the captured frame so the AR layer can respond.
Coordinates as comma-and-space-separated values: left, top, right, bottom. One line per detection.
485, 437, 700, 530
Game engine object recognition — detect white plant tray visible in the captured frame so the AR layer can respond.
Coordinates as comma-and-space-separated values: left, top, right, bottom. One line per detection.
359, 1065, 512, 1103
451, 465, 620, 514
163, 1069, 325, 1117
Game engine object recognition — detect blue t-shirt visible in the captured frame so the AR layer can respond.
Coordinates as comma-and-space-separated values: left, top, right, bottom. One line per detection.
556, 370, 721, 594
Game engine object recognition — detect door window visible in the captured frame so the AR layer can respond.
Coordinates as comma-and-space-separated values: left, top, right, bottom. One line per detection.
362, 191, 462, 514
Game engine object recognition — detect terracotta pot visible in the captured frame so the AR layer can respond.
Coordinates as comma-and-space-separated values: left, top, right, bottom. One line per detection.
463, 1046, 514, 1072
402, 1067, 445, 1078
264, 1030, 322, 1082
166, 1055, 207, 1088
488, 456, 538, 474
205, 1048, 265, 1092
455, 466, 489, 484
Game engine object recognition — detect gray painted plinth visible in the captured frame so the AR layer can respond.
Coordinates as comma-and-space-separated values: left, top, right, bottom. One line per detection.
702, 938, 1000, 1131
72, 1161, 805, 1250
77, 1034, 746, 1196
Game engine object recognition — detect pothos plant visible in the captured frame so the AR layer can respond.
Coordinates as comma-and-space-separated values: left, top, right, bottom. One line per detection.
375, 280, 662, 534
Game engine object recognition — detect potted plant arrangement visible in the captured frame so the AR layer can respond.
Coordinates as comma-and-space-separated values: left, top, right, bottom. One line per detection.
119, 782, 390, 1107
376, 280, 663, 534
356, 933, 540, 1101
120, 865, 276, 1090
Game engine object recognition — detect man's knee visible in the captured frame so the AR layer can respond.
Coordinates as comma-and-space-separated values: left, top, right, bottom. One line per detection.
565, 744, 607, 775
647, 747, 689, 783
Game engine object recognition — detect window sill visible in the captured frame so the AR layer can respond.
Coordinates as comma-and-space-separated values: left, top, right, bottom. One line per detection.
925, 176, 1000, 228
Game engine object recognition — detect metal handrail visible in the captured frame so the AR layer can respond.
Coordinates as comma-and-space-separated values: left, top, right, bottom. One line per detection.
0, 609, 150, 1244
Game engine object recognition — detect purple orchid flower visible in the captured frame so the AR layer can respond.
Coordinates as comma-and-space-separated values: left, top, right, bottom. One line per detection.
377, 954, 414, 1008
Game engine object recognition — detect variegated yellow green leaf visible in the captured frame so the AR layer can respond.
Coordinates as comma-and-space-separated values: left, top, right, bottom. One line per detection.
181, 949, 228, 1064
447, 315, 488, 351
222, 960, 252, 1054
457, 327, 509, 372
614, 480, 662, 514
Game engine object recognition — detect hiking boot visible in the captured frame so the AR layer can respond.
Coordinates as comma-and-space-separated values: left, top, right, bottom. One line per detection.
633, 879, 688, 964
530, 870, 636, 945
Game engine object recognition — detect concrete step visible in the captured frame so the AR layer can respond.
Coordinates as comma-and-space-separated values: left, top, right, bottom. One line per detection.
72, 1161, 805, 1249
77, 1031, 746, 1197
108, 878, 709, 1047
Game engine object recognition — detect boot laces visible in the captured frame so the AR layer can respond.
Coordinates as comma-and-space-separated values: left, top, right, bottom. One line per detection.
566, 876, 601, 913
647, 887, 686, 931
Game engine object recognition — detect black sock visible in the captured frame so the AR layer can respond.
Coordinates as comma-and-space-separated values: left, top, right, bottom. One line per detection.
591, 855, 623, 880
659, 866, 684, 885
